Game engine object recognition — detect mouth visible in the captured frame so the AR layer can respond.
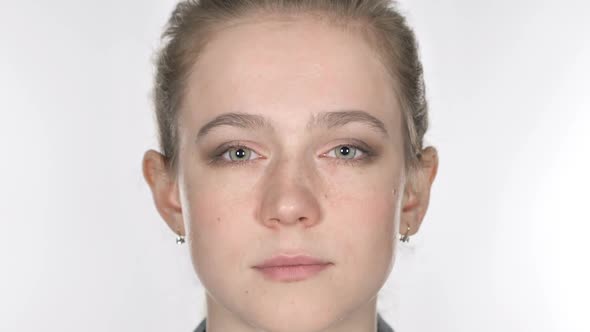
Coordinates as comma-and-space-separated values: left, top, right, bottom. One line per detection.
252, 254, 333, 282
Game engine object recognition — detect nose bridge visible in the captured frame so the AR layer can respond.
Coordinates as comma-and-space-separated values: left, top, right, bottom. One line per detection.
258, 152, 322, 228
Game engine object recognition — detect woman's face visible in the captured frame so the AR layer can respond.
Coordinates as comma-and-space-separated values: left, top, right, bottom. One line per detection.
176, 15, 406, 331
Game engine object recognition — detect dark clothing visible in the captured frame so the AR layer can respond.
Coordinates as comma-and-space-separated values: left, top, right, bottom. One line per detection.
194, 313, 394, 332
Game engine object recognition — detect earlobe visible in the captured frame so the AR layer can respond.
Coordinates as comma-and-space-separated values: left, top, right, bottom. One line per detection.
142, 150, 186, 237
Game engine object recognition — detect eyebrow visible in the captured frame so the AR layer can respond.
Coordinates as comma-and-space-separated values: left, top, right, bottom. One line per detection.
195, 110, 389, 141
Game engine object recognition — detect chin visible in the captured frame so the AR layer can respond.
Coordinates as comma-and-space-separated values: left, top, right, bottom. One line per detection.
236, 292, 357, 332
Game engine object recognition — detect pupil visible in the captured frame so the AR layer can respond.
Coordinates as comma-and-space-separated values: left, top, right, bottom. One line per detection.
340, 146, 350, 155
235, 149, 246, 158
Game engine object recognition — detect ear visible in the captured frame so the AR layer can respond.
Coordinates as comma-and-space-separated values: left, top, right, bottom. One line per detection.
142, 149, 185, 237
400, 146, 439, 237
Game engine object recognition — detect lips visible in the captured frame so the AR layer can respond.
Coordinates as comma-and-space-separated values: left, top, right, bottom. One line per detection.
253, 254, 331, 268
252, 254, 333, 282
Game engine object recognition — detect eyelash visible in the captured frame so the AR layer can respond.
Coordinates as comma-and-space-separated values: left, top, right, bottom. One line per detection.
209, 142, 375, 168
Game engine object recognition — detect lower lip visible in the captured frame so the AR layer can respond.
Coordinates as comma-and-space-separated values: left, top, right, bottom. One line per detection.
254, 264, 332, 282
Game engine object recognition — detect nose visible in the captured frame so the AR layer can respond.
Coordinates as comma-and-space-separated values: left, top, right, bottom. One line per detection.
258, 158, 322, 229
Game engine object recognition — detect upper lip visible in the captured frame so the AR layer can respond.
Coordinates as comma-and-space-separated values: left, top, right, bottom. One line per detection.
253, 254, 331, 268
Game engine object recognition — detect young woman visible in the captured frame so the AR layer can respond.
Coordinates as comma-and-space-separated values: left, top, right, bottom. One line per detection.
142, 1, 438, 331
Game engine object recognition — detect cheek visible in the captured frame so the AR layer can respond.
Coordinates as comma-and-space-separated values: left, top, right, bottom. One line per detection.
181, 176, 255, 282
333, 187, 397, 248
324, 171, 400, 264
320, 181, 399, 301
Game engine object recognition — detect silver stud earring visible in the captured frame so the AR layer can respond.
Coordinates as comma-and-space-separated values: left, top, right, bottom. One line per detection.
400, 225, 411, 242
175, 234, 185, 244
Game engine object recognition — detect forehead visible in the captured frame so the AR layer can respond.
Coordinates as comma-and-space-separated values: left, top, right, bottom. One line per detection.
182, 15, 400, 133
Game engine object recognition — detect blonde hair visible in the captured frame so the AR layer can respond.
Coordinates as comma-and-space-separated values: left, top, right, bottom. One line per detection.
152, 0, 429, 178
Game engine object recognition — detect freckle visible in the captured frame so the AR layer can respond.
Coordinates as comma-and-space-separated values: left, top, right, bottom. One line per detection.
324, 194, 328, 199
217, 217, 221, 223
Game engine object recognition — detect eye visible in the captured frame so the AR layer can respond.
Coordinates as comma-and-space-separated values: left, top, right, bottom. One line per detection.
209, 141, 376, 167
325, 145, 367, 162
220, 146, 260, 162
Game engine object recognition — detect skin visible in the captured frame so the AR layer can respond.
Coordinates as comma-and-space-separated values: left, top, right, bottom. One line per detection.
143, 14, 438, 332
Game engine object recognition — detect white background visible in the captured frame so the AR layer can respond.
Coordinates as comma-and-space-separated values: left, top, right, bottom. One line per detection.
1, 0, 588, 331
